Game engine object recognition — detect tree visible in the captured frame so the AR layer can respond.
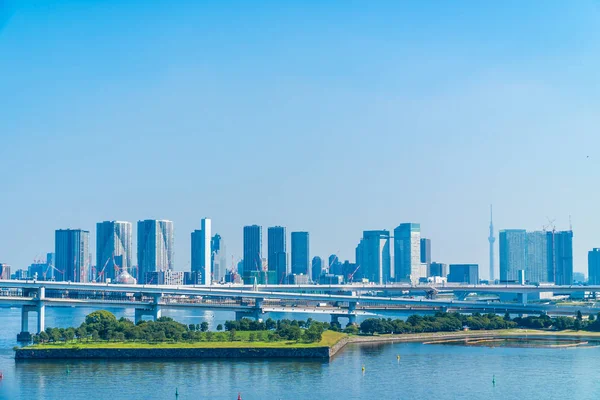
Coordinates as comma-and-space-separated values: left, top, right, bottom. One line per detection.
189, 324, 196, 331
265, 318, 276, 331
249, 332, 256, 342
504, 312, 511, 321
205, 331, 214, 342
343, 324, 360, 335
574, 319, 582, 331
576, 311, 583, 321
39, 331, 49, 343
200, 322, 209, 332
229, 329, 237, 341
216, 324, 223, 331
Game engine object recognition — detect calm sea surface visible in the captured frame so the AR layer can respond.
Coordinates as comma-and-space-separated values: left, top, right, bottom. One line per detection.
1, 307, 599, 400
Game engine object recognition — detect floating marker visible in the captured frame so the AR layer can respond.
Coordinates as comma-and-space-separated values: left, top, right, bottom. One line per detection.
66, 367, 70, 375
492, 375, 496, 387
397, 355, 400, 361
175, 387, 179, 398
362, 365, 365, 373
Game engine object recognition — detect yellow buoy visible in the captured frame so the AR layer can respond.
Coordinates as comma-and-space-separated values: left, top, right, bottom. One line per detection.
397, 355, 400, 361
362, 365, 365, 373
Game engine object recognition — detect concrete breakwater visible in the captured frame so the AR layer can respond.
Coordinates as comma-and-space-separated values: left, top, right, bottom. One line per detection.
15, 345, 348, 360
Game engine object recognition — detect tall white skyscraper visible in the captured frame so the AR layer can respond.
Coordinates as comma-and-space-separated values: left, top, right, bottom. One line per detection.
359, 230, 391, 284
137, 219, 174, 284
96, 221, 132, 282
191, 218, 212, 285
394, 223, 423, 283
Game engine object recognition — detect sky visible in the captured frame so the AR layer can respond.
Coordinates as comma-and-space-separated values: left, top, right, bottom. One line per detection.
1, 0, 600, 277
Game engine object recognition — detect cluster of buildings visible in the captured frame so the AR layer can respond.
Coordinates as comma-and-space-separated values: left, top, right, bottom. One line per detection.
0, 209, 590, 287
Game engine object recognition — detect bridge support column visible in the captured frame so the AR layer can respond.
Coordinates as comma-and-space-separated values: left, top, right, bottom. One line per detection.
518, 293, 528, 306
347, 314, 357, 326
18, 303, 45, 342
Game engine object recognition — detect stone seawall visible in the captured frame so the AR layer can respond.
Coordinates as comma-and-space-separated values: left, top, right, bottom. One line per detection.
15, 346, 334, 360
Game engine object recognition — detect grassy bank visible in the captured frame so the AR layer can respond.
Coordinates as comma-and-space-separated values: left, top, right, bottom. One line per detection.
24, 330, 347, 350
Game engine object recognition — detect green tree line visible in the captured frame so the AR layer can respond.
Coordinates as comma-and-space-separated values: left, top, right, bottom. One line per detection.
31, 311, 329, 344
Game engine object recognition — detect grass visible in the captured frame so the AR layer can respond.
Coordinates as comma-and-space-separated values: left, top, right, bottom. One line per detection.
23, 330, 347, 350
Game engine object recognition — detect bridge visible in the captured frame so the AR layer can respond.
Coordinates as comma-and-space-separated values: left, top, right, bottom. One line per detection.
1, 280, 598, 341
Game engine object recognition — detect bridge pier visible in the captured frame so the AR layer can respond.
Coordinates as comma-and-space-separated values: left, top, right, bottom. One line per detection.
17, 286, 46, 341
134, 294, 162, 323
18, 303, 45, 341
518, 293, 528, 306
235, 310, 263, 321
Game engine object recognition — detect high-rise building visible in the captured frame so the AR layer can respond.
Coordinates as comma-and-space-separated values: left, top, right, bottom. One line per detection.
311, 256, 323, 282
500, 228, 572, 285
191, 218, 212, 285
268, 226, 287, 284
55, 229, 90, 282
328, 254, 343, 276
360, 230, 391, 284
499, 229, 527, 282
394, 223, 422, 283
420, 238, 431, 275
0, 263, 11, 280
291, 232, 309, 276
429, 262, 447, 278
211, 234, 227, 283
448, 264, 479, 284
554, 230, 573, 285
96, 221, 132, 282
137, 220, 174, 284
488, 205, 496, 281
243, 225, 262, 280
588, 248, 600, 285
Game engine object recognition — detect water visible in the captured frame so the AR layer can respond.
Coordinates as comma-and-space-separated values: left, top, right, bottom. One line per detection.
1, 307, 600, 399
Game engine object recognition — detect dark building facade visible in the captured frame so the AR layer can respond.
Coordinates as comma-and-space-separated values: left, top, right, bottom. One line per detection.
311, 256, 323, 282
429, 262, 447, 278
268, 226, 287, 284
243, 225, 262, 281
588, 248, 600, 285
291, 232, 309, 276
448, 264, 479, 284
55, 229, 89, 282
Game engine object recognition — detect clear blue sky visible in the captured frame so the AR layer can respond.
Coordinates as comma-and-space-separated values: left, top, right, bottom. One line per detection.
1, 0, 600, 277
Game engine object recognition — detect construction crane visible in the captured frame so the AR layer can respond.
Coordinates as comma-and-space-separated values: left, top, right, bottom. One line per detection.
347, 264, 361, 282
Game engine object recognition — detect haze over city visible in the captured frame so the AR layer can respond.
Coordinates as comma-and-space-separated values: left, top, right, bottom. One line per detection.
2, 0, 600, 275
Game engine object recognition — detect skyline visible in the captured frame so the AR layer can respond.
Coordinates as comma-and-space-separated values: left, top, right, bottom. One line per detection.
0, 213, 582, 280
2, 1, 600, 274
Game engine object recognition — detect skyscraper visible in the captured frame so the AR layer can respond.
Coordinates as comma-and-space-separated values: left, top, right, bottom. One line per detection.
96, 221, 132, 282
488, 205, 496, 281
393, 223, 422, 283
55, 229, 89, 282
268, 226, 287, 284
211, 234, 227, 283
137, 220, 174, 284
499, 229, 527, 282
420, 238, 431, 275
291, 232, 309, 276
588, 248, 600, 285
243, 225, 262, 280
554, 230, 573, 285
361, 230, 391, 284
311, 256, 323, 282
500, 228, 573, 285
0, 263, 11, 280
191, 218, 212, 285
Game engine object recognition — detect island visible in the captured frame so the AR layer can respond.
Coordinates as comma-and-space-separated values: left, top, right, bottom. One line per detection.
15, 310, 600, 359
